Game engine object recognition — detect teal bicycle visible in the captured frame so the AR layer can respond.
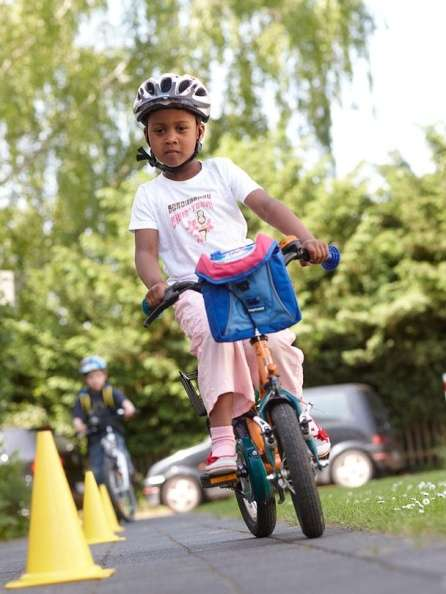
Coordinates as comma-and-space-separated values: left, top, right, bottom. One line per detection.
144, 237, 340, 538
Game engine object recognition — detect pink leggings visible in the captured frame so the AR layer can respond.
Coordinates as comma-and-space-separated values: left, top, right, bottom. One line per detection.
174, 290, 305, 418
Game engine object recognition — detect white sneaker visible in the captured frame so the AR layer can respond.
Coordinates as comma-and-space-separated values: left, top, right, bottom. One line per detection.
300, 413, 331, 459
205, 455, 237, 475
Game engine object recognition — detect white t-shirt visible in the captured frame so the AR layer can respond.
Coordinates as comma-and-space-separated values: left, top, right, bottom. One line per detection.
129, 157, 261, 282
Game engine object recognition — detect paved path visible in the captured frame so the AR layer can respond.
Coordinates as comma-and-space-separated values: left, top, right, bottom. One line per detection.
1, 514, 446, 593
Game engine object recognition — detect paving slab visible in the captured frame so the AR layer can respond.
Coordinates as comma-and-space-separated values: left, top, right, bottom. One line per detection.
1, 514, 445, 594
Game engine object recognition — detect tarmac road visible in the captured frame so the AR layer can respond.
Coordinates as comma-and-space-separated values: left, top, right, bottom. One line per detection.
1, 513, 446, 594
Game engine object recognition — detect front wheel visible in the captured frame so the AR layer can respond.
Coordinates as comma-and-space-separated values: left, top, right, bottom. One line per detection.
104, 452, 137, 522
235, 491, 276, 538
270, 402, 324, 538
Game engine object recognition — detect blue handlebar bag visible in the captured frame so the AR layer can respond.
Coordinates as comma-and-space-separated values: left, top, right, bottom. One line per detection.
195, 234, 301, 342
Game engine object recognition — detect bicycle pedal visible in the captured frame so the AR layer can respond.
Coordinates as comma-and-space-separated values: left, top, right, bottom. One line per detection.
200, 471, 238, 489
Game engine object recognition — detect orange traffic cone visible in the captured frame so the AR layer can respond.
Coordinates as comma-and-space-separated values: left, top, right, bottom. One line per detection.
99, 484, 125, 533
5, 431, 114, 589
82, 472, 125, 544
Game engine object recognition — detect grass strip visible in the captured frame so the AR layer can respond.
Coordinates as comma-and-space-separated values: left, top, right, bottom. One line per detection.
200, 469, 446, 538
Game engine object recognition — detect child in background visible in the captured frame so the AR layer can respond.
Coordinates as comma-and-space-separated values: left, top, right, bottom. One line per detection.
129, 73, 330, 475
73, 355, 135, 483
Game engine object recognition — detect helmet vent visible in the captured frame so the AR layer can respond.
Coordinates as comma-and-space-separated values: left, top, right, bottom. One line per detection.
145, 81, 155, 95
160, 77, 172, 93
195, 87, 207, 96
178, 79, 192, 93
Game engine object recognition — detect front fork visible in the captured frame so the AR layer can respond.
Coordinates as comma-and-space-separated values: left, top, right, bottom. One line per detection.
256, 382, 327, 471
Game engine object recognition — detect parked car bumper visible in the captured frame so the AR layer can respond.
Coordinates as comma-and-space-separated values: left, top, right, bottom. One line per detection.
143, 474, 165, 506
371, 447, 404, 472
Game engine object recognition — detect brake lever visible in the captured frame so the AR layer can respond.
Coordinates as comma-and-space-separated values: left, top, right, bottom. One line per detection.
281, 239, 309, 266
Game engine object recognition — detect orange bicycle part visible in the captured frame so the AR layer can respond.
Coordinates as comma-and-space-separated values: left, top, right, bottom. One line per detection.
278, 235, 298, 250
251, 335, 277, 399
246, 415, 283, 472
246, 418, 265, 455
264, 454, 282, 474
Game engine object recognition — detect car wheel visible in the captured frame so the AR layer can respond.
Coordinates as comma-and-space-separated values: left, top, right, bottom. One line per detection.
162, 475, 202, 513
330, 449, 374, 488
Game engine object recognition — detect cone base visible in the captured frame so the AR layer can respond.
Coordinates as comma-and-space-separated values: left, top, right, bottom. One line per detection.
86, 534, 126, 545
5, 565, 114, 589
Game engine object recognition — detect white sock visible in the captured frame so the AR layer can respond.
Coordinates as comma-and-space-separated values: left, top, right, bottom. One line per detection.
210, 426, 235, 457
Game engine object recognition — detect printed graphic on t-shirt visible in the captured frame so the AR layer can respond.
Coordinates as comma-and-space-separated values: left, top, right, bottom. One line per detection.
168, 193, 214, 244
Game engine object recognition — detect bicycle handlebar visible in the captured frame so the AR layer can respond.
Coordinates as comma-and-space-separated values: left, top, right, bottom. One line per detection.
281, 241, 340, 271
83, 407, 127, 435
143, 241, 340, 327
143, 281, 201, 327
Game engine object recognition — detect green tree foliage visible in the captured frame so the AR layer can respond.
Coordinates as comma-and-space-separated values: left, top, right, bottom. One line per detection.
215, 131, 446, 428
2, 130, 445, 466
2, 1, 444, 467
0, 0, 376, 463
0, 0, 373, 240
295, 155, 446, 427
0, 178, 206, 463
0, 457, 30, 540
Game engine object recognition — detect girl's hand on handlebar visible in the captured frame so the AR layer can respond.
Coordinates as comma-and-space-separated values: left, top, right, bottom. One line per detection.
301, 238, 329, 266
146, 280, 168, 308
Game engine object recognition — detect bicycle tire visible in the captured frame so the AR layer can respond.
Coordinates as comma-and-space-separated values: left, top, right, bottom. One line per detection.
235, 491, 276, 538
270, 402, 324, 538
104, 455, 137, 522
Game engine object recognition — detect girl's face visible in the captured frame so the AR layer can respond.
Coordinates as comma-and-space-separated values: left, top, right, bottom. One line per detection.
145, 109, 204, 171
84, 369, 107, 391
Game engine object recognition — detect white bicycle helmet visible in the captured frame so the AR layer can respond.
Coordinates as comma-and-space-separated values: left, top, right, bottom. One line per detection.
79, 355, 107, 375
133, 73, 211, 125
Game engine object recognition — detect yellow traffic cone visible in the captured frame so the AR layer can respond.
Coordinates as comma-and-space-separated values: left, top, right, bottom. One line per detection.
99, 484, 125, 533
5, 431, 114, 589
83, 471, 125, 544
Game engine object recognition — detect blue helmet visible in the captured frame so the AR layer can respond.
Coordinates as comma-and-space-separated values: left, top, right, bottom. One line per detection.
79, 355, 107, 375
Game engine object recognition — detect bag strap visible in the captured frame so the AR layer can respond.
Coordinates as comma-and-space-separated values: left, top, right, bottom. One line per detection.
102, 385, 115, 408
79, 391, 91, 414
79, 385, 115, 413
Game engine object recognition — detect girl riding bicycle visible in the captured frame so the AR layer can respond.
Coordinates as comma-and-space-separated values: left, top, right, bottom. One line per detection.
129, 72, 330, 476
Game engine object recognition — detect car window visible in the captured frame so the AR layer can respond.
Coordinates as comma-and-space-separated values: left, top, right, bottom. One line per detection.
303, 390, 354, 422
363, 388, 391, 429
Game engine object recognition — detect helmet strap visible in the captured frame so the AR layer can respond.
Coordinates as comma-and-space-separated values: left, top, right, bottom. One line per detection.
136, 139, 203, 174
